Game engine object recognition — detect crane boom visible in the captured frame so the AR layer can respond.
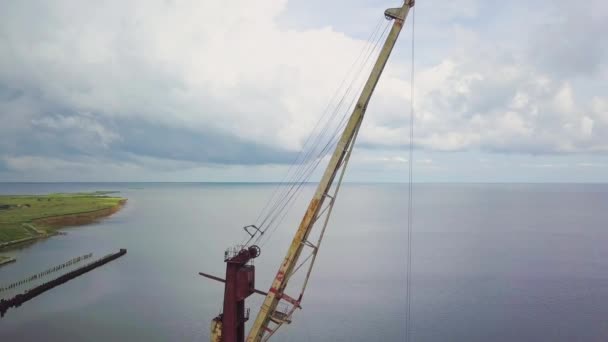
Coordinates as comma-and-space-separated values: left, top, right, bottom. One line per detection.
247, 2, 415, 341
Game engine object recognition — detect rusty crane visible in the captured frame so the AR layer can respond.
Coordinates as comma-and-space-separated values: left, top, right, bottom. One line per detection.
200, 1, 415, 341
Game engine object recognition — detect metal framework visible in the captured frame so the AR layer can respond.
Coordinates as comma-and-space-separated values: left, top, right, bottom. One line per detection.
201, 2, 415, 341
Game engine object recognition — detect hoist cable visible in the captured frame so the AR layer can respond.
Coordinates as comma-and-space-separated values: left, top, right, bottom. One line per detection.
253, 21, 391, 245
261, 20, 389, 224
241, 18, 387, 247
248, 19, 387, 244
250, 16, 385, 232
256, 20, 387, 230
257, 21, 388, 241
255, 23, 390, 246
405, 5, 416, 342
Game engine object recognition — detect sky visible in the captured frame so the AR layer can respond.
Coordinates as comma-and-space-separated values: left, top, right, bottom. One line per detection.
0, 0, 607, 182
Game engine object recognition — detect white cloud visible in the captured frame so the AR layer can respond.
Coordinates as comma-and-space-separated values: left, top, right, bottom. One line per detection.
0, 0, 607, 181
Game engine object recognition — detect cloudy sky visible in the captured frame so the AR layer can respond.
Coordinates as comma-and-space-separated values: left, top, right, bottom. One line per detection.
0, 0, 606, 182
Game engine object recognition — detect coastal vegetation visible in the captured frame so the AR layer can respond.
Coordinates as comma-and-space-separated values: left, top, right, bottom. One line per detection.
0, 192, 126, 249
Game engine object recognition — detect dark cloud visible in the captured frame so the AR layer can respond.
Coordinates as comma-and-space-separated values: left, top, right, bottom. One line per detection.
1, 107, 297, 167
113, 119, 297, 165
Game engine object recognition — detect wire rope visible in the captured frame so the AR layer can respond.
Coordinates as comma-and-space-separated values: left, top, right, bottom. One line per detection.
240, 18, 387, 247
243, 19, 388, 247
405, 5, 416, 342
251, 16, 385, 227
249, 21, 390, 247
255, 22, 391, 246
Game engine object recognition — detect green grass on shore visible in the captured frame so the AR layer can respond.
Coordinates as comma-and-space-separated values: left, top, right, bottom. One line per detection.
0, 192, 124, 245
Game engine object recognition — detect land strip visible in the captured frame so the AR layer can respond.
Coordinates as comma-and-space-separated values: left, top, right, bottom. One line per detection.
0, 193, 126, 253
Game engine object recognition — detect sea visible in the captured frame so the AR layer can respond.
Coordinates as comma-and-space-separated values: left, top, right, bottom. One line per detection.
0, 182, 607, 341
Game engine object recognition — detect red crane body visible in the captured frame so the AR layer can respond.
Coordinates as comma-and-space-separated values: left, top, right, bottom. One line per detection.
208, 246, 260, 342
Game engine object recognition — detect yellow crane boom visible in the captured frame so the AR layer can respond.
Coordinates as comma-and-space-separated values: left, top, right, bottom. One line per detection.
247, 2, 415, 340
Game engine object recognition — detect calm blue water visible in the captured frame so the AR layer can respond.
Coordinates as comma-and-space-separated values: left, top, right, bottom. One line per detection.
0, 182, 607, 341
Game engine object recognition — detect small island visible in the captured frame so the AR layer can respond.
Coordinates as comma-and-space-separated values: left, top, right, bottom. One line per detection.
0, 192, 126, 262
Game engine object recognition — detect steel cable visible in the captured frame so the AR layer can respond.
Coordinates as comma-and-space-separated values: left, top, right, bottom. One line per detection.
244, 18, 388, 246
249, 16, 385, 230
256, 21, 391, 247
405, 5, 416, 342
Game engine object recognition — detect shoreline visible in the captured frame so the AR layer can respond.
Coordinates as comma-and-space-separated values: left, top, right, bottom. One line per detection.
0, 198, 127, 252
32, 199, 126, 229
0, 256, 16, 267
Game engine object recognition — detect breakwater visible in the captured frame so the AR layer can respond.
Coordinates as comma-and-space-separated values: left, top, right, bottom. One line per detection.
0, 253, 93, 293
0, 257, 16, 267
0, 249, 126, 317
